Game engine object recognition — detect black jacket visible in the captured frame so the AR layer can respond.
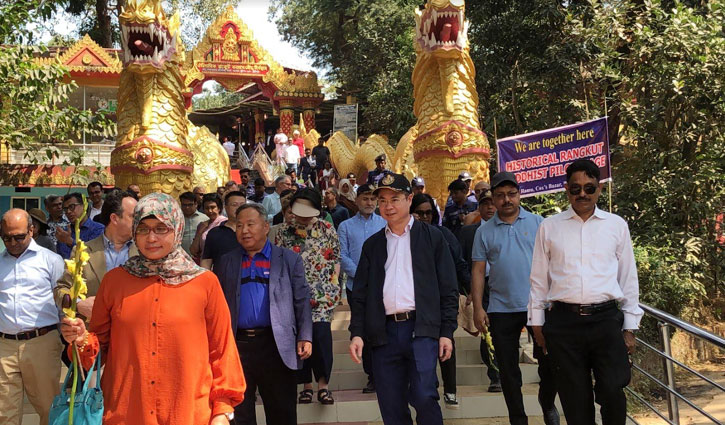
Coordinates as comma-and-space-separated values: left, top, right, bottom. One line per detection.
349, 219, 459, 346
438, 225, 471, 295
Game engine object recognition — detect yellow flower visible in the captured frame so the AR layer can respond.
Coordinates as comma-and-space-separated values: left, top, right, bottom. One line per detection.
63, 307, 76, 319
64, 260, 76, 276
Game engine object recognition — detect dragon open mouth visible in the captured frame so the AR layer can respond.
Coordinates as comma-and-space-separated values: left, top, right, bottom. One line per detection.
417, 7, 468, 52
121, 23, 175, 68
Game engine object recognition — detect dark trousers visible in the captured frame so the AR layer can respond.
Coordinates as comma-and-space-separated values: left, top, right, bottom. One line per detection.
489, 312, 558, 425
347, 289, 374, 381
439, 340, 456, 394
372, 319, 443, 425
480, 280, 501, 384
479, 338, 501, 384
234, 331, 297, 425
298, 322, 333, 384
544, 307, 631, 425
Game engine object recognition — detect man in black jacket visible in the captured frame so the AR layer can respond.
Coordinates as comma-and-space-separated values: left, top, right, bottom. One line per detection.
348, 173, 458, 425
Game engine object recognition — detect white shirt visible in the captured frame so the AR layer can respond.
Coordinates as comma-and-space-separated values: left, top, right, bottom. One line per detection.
285, 144, 301, 164
88, 202, 103, 221
383, 216, 416, 315
0, 239, 64, 334
223, 141, 235, 156
528, 207, 643, 330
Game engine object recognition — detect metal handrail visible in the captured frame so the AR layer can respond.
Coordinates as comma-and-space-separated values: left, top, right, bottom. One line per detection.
627, 303, 725, 425
640, 304, 725, 348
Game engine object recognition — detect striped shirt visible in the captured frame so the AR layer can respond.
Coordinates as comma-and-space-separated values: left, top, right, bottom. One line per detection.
238, 240, 272, 329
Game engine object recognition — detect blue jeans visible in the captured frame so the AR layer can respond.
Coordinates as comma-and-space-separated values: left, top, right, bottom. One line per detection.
372, 319, 443, 425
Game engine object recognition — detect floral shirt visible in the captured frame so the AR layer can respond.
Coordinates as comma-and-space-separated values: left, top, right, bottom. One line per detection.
274, 218, 341, 322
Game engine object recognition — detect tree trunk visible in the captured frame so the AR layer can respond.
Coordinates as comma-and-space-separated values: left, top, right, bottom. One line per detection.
95, 0, 112, 47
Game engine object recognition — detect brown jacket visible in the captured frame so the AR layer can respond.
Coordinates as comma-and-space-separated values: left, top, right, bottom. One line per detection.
54, 234, 138, 308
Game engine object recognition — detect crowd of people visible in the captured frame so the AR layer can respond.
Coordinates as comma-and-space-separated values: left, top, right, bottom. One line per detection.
0, 156, 642, 425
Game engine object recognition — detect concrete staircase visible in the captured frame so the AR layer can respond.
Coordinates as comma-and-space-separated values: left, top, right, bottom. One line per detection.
274, 302, 554, 424
22, 302, 554, 425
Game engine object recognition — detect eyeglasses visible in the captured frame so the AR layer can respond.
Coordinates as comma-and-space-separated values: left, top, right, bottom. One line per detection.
63, 203, 82, 212
493, 191, 519, 200
1, 233, 28, 243
568, 185, 597, 195
135, 226, 172, 235
414, 209, 433, 217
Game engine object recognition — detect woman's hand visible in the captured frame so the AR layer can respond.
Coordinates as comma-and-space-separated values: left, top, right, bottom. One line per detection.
209, 414, 229, 425
60, 317, 87, 345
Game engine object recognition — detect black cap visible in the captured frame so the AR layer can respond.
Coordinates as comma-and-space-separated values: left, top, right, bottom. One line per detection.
290, 188, 322, 216
375, 154, 386, 162
356, 184, 375, 197
411, 176, 425, 187
490, 171, 519, 189
373, 173, 411, 195
448, 179, 468, 192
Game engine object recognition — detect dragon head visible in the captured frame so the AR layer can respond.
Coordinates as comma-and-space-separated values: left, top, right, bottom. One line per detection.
119, 0, 181, 73
414, 0, 469, 57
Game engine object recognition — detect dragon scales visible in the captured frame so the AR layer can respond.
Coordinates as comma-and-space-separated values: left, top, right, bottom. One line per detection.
111, 0, 229, 197
394, 0, 490, 206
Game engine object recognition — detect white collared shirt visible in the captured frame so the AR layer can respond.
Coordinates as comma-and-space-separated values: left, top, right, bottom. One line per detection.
0, 239, 64, 334
528, 206, 643, 330
383, 216, 416, 315
88, 203, 102, 221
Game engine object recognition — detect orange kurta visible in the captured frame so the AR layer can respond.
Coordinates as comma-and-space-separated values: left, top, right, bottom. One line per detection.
75, 268, 245, 425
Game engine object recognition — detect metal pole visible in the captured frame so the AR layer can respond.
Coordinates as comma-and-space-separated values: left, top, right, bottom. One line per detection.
660, 323, 680, 424
82, 86, 86, 146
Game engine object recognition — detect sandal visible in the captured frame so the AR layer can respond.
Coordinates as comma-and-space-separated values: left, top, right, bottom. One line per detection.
298, 389, 313, 404
318, 388, 334, 405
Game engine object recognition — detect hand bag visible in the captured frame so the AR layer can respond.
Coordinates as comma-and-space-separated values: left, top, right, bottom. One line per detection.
49, 352, 104, 425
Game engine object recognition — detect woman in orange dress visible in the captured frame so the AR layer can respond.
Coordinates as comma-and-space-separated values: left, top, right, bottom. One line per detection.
60, 192, 245, 425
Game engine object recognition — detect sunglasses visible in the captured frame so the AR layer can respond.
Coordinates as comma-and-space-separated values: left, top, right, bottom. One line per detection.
414, 209, 434, 217
568, 185, 598, 195
1, 233, 28, 243
136, 226, 172, 236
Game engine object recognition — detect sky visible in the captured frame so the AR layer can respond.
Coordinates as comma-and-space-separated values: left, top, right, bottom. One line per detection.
40, 0, 321, 75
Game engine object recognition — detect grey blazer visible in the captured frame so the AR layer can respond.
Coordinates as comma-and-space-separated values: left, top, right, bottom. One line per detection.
216, 243, 313, 370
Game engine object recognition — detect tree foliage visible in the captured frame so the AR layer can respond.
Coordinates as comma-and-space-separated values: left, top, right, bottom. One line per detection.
270, 0, 418, 141
0, 0, 115, 173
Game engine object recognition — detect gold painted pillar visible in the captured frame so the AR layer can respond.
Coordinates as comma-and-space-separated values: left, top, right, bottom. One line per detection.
278, 100, 295, 137
302, 101, 316, 130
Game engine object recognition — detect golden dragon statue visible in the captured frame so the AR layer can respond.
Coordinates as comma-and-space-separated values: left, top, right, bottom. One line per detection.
327, 0, 489, 206
111, 0, 230, 197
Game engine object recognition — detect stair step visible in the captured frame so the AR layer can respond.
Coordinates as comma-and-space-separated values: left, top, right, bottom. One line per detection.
321, 363, 539, 391
332, 348, 489, 370
249, 384, 555, 424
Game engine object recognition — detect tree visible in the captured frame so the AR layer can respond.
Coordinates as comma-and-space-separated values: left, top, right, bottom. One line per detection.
270, 0, 418, 141
0, 0, 115, 176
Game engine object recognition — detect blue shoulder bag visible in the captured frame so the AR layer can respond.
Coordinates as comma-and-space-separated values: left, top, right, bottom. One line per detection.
49, 353, 104, 425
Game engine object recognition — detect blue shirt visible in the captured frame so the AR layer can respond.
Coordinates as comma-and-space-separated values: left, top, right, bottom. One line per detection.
338, 212, 387, 291
238, 240, 272, 329
442, 199, 478, 233
57, 218, 105, 260
102, 234, 132, 271
472, 207, 543, 313
0, 240, 64, 334
262, 192, 281, 222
